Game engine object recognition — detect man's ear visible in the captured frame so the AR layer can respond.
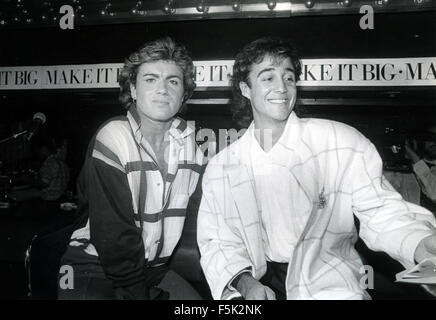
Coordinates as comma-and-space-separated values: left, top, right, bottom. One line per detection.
239, 81, 251, 100
130, 83, 137, 100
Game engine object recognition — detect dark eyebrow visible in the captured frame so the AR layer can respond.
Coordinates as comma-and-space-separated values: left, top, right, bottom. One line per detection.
256, 68, 274, 78
256, 67, 295, 78
141, 73, 182, 80
142, 73, 158, 78
166, 75, 182, 80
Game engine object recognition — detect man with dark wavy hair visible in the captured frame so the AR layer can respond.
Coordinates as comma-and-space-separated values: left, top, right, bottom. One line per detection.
58, 37, 203, 300
197, 37, 436, 300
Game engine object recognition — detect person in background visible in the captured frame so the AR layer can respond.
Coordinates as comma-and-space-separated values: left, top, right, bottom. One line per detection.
58, 37, 204, 300
384, 123, 436, 215
404, 124, 436, 214
38, 136, 70, 213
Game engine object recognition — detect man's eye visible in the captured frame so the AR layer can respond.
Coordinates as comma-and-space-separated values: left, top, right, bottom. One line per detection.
262, 76, 273, 82
169, 79, 179, 85
284, 74, 295, 81
145, 78, 155, 83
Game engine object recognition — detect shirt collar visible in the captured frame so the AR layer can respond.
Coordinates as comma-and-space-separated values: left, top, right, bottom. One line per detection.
247, 111, 300, 155
126, 106, 195, 145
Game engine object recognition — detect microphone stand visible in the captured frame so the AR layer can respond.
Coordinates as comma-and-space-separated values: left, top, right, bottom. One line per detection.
0, 130, 28, 209
0, 130, 28, 145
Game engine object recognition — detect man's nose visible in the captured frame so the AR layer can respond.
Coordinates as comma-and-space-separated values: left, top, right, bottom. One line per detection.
275, 78, 288, 93
156, 80, 168, 93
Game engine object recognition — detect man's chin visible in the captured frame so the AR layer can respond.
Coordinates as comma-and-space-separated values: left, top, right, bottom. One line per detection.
152, 110, 180, 122
275, 108, 294, 121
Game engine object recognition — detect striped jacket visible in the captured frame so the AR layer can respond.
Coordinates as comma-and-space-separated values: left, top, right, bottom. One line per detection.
68, 107, 203, 291
197, 112, 436, 300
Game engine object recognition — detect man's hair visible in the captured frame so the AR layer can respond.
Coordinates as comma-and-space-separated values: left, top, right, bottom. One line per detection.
231, 37, 302, 127
118, 37, 196, 110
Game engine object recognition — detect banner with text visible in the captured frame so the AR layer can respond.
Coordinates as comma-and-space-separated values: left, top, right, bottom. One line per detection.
0, 58, 435, 90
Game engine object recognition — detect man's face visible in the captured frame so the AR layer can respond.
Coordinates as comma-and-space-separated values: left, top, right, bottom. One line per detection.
423, 126, 436, 160
240, 55, 297, 127
130, 60, 184, 122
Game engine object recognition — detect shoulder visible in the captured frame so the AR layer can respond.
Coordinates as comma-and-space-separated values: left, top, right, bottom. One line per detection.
95, 116, 130, 144
302, 117, 362, 136
301, 117, 369, 149
90, 116, 133, 168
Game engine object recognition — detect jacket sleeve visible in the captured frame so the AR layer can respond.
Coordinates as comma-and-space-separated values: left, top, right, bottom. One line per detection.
84, 142, 149, 299
197, 165, 254, 300
351, 139, 436, 269
413, 160, 436, 202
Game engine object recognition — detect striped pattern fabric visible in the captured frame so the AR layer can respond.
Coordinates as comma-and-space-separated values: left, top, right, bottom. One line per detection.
70, 107, 203, 265
197, 112, 436, 300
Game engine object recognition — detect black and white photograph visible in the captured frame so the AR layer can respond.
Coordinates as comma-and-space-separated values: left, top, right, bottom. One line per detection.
0, 0, 436, 305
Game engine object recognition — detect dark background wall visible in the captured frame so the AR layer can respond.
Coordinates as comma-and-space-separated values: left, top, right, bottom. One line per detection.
0, 9, 435, 300
2, 11, 436, 64
1, 11, 435, 184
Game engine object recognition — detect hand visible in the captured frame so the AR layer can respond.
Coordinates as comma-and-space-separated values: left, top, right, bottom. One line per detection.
414, 234, 436, 263
236, 273, 276, 300
404, 139, 420, 164
414, 235, 436, 297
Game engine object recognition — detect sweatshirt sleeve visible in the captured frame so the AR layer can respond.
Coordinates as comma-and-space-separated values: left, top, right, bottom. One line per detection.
83, 136, 149, 299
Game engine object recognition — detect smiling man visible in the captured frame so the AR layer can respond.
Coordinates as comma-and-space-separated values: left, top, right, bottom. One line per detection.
58, 37, 203, 300
197, 37, 436, 300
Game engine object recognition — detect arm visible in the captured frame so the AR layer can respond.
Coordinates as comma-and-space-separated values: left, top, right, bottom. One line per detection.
85, 144, 149, 299
351, 139, 436, 269
197, 167, 257, 300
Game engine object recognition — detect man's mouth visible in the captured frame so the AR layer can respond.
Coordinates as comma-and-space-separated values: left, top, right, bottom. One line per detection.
267, 99, 289, 104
